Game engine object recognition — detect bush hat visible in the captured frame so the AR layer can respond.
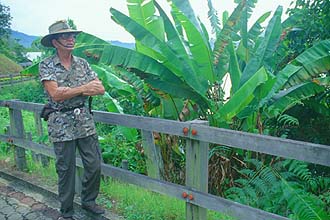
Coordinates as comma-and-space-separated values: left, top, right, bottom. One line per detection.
41, 20, 81, 47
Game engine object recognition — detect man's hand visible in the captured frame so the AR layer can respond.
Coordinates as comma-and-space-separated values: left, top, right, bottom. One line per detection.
82, 78, 105, 96
43, 78, 105, 102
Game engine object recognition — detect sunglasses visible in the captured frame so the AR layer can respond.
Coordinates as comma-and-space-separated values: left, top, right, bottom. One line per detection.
57, 33, 77, 40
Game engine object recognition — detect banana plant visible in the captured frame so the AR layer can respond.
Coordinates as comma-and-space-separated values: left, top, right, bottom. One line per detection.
22, 0, 330, 130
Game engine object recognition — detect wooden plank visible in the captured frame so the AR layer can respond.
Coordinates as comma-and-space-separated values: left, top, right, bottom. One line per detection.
0, 100, 44, 113
9, 108, 27, 171
1, 100, 330, 166
0, 135, 55, 158
93, 110, 189, 136
141, 130, 163, 179
185, 120, 208, 220
189, 124, 330, 167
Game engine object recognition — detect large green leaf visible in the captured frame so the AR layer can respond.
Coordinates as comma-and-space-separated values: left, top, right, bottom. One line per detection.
170, 4, 215, 83
171, 0, 208, 44
228, 40, 242, 93
127, 0, 165, 58
216, 67, 268, 121
110, 8, 208, 97
240, 6, 282, 86
87, 44, 208, 106
92, 64, 136, 96
285, 39, 330, 88
153, 1, 188, 57
127, 0, 164, 40
267, 82, 325, 117
213, 1, 245, 79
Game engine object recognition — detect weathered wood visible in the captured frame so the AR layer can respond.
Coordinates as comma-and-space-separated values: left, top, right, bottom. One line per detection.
185, 120, 208, 220
4, 126, 11, 154
188, 124, 330, 167
9, 108, 27, 171
141, 130, 164, 179
121, 160, 128, 170
0, 133, 289, 220
0, 134, 55, 158
1, 100, 329, 168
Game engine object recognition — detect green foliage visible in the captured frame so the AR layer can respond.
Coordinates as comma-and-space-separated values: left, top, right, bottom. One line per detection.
100, 178, 234, 220
285, 0, 330, 56
0, 2, 28, 63
100, 128, 146, 174
0, 54, 23, 73
225, 159, 330, 219
0, 2, 11, 36
0, 80, 46, 103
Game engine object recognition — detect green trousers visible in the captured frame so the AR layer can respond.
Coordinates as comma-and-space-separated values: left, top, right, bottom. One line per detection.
53, 134, 102, 217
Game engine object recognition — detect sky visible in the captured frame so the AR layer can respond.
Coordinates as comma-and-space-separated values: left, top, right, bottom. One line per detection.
2, 0, 294, 43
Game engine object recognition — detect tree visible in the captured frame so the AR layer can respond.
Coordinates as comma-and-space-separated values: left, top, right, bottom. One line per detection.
0, 2, 11, 37
0, 2, 12, 58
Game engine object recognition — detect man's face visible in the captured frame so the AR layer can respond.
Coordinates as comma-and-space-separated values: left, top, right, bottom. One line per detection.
52, 33, 77, 50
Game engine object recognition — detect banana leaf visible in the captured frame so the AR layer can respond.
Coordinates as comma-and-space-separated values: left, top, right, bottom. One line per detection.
170, 4, 215, 83
217, 67, 269, 121
213, 1, 245, 79
267, 82, 325, 117
285, 39, 330, 88
127, 0, 165, 58
240, 6, 282, 86
110, 8, 208, 97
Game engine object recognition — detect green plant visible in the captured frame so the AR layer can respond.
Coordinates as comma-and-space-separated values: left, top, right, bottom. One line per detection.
225, 159, 330, 219
100, 178, 234, 220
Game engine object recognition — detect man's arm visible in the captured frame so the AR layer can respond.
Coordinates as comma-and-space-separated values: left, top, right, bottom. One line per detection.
43, 78, 105, 102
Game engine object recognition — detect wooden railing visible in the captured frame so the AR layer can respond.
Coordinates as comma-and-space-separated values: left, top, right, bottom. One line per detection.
0, 73, 34, 87
0, 100, 329, 220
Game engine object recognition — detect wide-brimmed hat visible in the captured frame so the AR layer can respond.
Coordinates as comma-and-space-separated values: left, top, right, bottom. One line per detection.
41, 20, 81, 47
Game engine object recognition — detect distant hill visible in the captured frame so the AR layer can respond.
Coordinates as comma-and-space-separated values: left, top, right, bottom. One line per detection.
0, 54, 23, 74
11, 30, 135, 49
109, 40, 135, 49
11, 30, 39, 48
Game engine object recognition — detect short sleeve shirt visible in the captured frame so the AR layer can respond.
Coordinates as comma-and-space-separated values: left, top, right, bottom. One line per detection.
39, 54, 97, 143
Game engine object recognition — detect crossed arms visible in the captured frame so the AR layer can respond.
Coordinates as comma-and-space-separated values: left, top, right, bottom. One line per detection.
43, 78, 105, 102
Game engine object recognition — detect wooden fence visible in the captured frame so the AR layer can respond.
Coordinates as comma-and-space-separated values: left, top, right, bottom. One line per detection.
0, 100, 329, 220
0, 73, 34, 87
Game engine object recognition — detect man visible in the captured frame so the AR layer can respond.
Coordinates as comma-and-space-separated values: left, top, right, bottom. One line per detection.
39, 20, 105, 220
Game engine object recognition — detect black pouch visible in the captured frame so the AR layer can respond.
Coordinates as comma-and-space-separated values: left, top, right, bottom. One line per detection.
40, 103, 57, 121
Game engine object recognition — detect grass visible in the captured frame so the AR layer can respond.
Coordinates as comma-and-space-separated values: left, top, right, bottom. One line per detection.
0, 81, 236, 220
0, 54, 23, 74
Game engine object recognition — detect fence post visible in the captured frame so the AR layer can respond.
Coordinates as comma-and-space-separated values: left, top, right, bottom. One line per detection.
10, 74, 13, 87
5, 126, 11, 154
185, 120, 209, 220
34, 112, 49, 167
9, 107, 28, 171
141, 130, 164, 179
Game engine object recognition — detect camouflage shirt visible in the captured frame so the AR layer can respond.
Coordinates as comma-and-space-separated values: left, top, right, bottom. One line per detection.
39, 54, 97, 143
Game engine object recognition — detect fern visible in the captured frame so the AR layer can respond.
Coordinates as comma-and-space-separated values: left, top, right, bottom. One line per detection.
225, 159, 330, 219
277, 114, 299, 127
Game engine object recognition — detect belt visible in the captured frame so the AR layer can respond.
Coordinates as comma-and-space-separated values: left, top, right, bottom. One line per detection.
59, 103, 85, 113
